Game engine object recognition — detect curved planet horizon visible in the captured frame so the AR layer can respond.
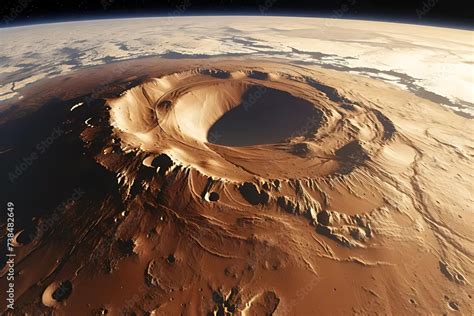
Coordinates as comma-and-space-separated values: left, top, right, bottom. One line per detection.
0, 16, 473, 315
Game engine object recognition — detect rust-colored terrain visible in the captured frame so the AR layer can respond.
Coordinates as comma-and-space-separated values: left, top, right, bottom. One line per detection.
1, 58, 473, 315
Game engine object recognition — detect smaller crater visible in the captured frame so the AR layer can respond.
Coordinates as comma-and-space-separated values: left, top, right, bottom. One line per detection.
208, 192, 220, 202
52, 281, 73, 302
151, 154, 174, 176
42, 280, 73, 307
448, 300, 460, 311
167, 254, 176, 264
12, 227, 36, 247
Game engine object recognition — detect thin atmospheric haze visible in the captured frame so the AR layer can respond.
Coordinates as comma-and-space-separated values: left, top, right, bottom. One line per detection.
0, 0, 473, 315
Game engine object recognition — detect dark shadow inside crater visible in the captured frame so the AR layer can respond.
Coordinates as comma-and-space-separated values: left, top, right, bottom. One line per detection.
207, 86, 323, 147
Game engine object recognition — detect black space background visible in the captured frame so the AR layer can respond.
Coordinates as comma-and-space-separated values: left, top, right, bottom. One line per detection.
0, 0, 473, 28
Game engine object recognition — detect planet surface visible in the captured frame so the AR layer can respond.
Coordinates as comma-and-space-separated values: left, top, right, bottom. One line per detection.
0, 17, 473, 315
